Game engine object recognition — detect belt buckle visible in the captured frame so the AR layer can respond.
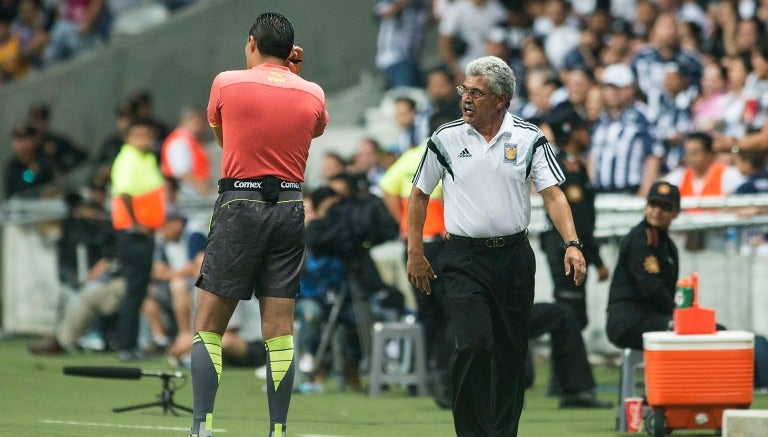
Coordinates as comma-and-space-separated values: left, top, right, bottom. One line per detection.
485, 237, 505, 248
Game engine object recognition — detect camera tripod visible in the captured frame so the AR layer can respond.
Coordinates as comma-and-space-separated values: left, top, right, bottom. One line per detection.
313, 275, 376, 366
63, 366, 192, 415
113, 371, 193, 416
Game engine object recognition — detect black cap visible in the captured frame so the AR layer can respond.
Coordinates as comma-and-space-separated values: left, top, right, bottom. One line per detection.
544, 102, 585, 146
647, 181, 680, 211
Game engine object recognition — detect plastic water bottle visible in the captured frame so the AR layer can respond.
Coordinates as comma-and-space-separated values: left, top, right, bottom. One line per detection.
674, 277, 694, 309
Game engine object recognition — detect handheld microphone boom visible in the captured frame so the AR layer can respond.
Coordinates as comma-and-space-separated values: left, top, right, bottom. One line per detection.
63, 366, 142, 380
62, 366, 184, 380
61, 365, 191, 415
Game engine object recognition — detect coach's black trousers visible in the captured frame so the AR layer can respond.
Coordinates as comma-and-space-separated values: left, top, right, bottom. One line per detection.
440, 235, 535, 437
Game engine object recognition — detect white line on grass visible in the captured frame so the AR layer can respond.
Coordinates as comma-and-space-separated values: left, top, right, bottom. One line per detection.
39, 419, 227, 433
41, 420, 353, 436
297, 435, 354, 437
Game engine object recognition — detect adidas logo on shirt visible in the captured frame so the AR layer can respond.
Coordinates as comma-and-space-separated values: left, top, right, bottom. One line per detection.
458, 148, 472, 158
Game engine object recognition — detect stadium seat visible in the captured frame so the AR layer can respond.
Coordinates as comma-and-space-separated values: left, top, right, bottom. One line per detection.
368, 321, 428, 397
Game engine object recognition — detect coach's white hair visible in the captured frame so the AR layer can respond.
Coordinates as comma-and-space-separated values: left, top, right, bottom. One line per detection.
465, 56, 516, 106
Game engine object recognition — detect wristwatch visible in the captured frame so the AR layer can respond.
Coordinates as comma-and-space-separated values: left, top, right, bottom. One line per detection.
564, 239, 583, 250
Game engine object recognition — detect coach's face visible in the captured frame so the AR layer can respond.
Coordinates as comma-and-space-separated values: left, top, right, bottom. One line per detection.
460, 75, 507, 131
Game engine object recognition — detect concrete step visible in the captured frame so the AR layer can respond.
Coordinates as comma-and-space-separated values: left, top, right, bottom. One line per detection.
723, 409, 768, 437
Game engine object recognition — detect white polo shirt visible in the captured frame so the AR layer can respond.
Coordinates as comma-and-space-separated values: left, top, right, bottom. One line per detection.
413, 112, 564, 238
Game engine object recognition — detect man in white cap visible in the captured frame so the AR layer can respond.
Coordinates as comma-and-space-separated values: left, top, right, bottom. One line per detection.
589, 63, 665, 196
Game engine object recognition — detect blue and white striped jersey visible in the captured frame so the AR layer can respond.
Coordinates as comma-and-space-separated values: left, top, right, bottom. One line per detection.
655, 90, 694, 173
589, 103, 665, 193
631, 47, 702, 121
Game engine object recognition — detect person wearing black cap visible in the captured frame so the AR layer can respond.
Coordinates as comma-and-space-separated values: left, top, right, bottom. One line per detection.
604, 183, 768, 390
540, 103, 609, 329
605, 181, 681, 350
526, 103, 611, 408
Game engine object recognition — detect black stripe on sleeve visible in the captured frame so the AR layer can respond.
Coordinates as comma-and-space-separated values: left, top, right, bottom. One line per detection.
531, 135, 565, 182
412, 146, 430, 184
426, 139, 454, 180
532, 135, 548, 150
543, 143, 565, 182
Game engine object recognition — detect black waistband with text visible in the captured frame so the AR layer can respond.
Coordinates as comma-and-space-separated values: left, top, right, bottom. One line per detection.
218, 177, 302, 194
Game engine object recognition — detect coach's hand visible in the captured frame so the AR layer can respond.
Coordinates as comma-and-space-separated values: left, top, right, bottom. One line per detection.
407, 254, 437, 295
287, 45, 304, 75
564, 246, 587, 286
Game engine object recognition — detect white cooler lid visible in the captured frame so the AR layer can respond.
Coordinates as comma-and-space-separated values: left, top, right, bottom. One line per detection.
643, 330, 754, 350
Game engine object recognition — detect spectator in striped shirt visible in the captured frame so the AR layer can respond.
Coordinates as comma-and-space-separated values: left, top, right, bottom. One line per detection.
374, 0, 429, 89
630, 13, 702, 122
589, 63, 664, 196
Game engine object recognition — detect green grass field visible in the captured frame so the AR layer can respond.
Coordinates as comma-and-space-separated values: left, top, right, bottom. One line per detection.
1, 336, 765, 436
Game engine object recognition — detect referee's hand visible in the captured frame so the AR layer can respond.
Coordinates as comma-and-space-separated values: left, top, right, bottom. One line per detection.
287, 45, 304, 75
564, 247, 587, 286
407, 254, 437, 295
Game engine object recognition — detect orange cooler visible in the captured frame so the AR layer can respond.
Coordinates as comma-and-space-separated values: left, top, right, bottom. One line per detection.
643, 331, 754, 431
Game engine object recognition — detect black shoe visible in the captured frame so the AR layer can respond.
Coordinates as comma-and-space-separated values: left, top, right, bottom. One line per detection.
558, 392, 613, 409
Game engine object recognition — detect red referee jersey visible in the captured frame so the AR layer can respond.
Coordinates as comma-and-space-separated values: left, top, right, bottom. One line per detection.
207, 64, 328, 182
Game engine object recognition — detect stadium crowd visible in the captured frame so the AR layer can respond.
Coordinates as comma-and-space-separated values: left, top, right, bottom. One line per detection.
0, 0, 196, 84
5, 0, 768, 414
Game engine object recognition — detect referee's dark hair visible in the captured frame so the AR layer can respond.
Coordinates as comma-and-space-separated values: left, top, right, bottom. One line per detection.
249, 12, 294, 60
685, 132, 713, 154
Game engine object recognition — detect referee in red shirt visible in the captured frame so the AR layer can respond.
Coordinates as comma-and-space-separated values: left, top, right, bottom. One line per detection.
189, 12, 328, 437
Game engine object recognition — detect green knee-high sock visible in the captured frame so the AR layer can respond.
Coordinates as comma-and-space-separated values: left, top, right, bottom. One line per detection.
191, 331, 222, 437
265, 335, 295, 436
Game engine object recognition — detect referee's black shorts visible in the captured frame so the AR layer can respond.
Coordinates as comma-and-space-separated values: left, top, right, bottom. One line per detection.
196, 190, 305, 300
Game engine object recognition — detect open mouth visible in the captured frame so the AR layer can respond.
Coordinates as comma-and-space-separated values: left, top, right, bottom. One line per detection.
462, 104, 475, 115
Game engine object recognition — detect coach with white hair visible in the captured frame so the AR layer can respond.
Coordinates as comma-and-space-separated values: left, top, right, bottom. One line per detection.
407, 56, 586, 436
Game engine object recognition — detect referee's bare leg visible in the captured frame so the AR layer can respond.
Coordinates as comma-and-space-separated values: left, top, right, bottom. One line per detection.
190, 289, 238, 437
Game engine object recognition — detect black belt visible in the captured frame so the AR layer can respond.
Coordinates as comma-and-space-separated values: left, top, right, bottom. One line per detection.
218, 178, 301, 194
449, 230, 528, 248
